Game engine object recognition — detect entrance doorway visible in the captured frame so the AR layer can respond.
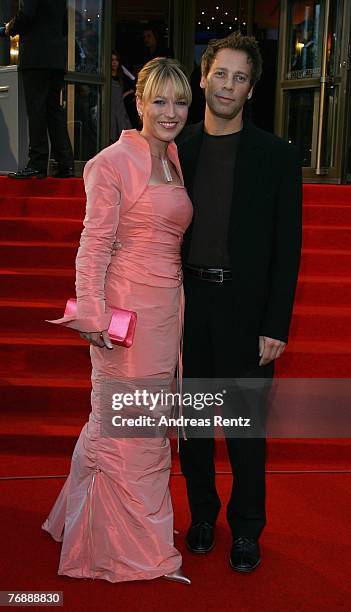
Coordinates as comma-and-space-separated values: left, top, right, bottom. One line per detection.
275, 0, 351, 183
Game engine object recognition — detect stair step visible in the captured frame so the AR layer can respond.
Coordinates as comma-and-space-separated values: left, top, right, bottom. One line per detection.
0, 376, 90, 412
276, 339, 351, 377
303, 204, 351, 225
0, 241, 77, 267
2, 300, 349, 340
0, 334, 91, 378
299, 248, 351, 275
303, 184, 351, 205
0, 268, 74, 299
289, 305, 351, 339
1, 333, 350, 379
0, 300, 74, 335
0, 217, 82, 242
0, 195, 85, 219
295, 274, 351, 305
302, 225, 351, 250
0, 176, 85, 197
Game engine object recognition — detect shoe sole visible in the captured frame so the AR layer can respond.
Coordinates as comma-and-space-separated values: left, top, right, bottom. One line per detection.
186, 540, 215, 554
229, 557, 261, 572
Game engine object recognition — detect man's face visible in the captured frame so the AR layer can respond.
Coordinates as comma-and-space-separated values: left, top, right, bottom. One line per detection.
143, 30, 157, 49
200, 48, 254, 121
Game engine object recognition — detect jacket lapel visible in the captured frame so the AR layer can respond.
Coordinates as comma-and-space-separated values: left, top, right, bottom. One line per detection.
228, 119, 267, 238
178, 121, 204, 202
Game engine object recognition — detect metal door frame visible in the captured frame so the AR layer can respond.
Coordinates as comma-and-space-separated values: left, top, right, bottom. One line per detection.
274, 0, 351, 183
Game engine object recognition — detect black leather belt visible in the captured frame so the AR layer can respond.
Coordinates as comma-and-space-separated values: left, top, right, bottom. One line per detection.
184, 265, 232, 283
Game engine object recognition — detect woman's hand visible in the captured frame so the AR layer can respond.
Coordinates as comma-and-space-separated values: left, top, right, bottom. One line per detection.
79, 330, 113, 349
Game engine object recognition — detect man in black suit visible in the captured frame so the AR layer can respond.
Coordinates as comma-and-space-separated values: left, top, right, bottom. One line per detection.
4, 0, 74, 178
176, 33, 302, 572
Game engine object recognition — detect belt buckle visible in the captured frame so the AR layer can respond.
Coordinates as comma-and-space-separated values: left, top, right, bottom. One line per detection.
216, 269, 224, 283
208, 268, 224, 283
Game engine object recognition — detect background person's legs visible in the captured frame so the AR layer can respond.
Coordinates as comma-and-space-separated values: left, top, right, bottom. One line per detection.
21, 68, 50, 173
47, 70, 74, 172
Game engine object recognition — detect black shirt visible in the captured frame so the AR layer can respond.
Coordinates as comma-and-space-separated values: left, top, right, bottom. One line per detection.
187, 129, 242, 268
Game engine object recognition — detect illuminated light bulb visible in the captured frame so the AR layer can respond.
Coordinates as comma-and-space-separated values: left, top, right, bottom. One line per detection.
216, 5, 219, 9
201, 11, 205, 15
221, 21, 224, 25
235, 17, 238, 21
207, 26, 210, 30
225, 12, 228, 15
212, 16, 215, 20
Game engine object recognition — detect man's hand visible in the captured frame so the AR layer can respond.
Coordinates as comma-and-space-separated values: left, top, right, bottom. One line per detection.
4, 22, 10, 35
259, 335, 286, 366
79, 329, 113, 349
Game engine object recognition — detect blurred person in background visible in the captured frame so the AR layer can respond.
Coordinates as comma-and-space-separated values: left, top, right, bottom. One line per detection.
140, 22, 173, 68
4, 0, 74, 178
111, 50, 138, 128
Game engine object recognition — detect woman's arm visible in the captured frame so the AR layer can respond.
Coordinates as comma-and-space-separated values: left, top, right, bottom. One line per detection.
47, 152, 121, 336
75, 152, 122, 329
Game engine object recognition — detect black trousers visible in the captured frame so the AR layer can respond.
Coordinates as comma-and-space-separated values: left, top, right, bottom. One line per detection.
179, 272, 274, 540
21, 69, 74, 172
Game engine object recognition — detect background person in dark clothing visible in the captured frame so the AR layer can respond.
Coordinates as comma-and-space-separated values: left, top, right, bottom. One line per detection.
111, 50, 138, 129
140, 23, 173, 69
4, 0, 74, 178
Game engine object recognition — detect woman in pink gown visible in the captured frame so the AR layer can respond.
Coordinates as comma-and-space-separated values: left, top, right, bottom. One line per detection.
42, 58, 193, 584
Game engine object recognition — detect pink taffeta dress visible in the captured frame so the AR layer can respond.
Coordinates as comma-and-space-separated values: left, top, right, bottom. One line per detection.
41, 130, 193, 583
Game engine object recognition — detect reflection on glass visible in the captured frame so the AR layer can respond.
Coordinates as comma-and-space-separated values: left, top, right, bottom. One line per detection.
321, 86, 339, 167
287, 0, 322, 80
287, 88, 314, 166
63, 82, 101, 161
327, 0, 344, 77
68, 0, 103, 74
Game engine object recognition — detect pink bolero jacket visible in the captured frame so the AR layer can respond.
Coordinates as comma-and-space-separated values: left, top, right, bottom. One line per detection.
48, 129, 184, 333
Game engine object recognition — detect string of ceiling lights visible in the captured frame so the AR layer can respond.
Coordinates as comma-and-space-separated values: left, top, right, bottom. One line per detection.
196, 2, 248, 35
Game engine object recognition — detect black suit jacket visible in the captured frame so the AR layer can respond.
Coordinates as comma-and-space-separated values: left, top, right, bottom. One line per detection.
8, 0, 68, 70
176, 119, 303, 349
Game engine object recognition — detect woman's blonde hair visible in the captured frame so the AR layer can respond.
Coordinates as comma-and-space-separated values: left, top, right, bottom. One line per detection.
136, 57, 192, 106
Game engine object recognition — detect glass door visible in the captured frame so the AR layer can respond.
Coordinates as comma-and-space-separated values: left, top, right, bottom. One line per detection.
275, 0, 351, 182
60, 0, 113, 174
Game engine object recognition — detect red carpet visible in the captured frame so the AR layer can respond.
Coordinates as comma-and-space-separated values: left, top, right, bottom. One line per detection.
1, 178, 351, 609
1, 473, 351, 611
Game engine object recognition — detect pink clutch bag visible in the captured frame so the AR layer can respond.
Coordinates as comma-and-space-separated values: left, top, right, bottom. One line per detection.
64, 298, 137, 348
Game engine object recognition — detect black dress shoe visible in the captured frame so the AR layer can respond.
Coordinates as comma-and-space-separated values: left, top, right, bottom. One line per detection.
53, 166, 75, 178
8, 166, 47, 179
229, 537, 261, 572
186, 521, 215, 554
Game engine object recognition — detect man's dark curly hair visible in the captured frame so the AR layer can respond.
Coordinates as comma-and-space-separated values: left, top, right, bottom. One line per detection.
201, 31, 263, 86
